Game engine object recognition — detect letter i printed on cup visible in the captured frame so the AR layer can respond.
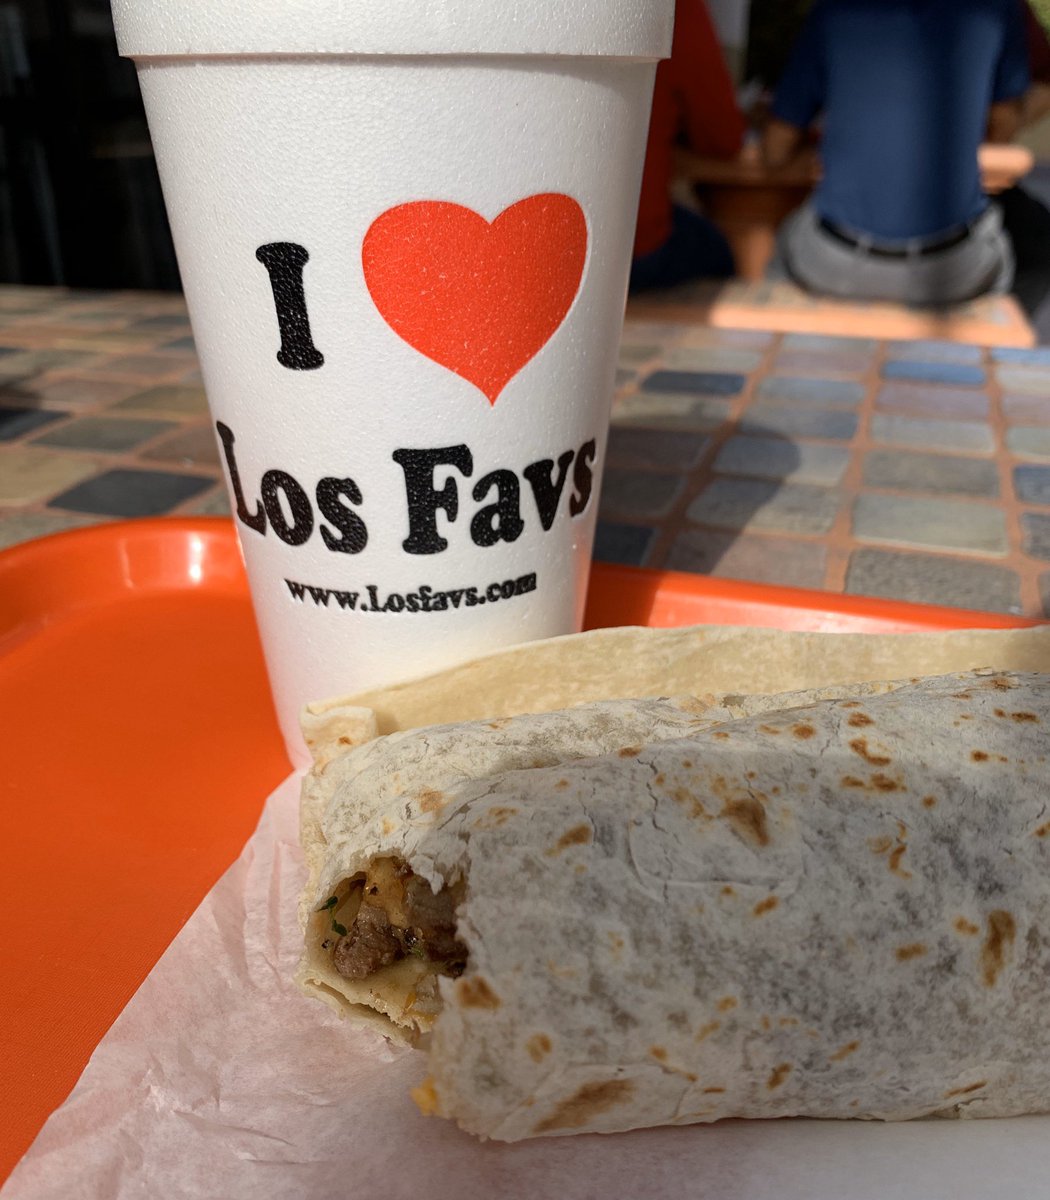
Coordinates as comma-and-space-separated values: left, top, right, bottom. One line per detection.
112, 0, 675, 763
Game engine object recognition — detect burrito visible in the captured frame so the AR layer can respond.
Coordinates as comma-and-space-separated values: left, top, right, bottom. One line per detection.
298, 669, 1050, 1140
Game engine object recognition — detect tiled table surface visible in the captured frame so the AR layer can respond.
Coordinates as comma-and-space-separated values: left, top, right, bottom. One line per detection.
1, 284, 1048, 618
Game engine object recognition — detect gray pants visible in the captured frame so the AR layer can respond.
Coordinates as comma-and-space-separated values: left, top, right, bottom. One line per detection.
775, 201, 1014, 306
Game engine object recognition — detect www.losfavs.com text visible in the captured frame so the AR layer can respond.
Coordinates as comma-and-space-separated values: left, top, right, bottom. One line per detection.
284, 572, 538, 614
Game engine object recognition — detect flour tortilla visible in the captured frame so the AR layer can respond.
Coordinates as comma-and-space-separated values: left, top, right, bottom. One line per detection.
301, 623, 1050, 751
299, 621, 1050, 902
298, 668, 1050, 1141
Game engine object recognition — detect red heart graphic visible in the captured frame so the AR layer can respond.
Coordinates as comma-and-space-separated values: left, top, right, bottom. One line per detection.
362, 194, 587, 404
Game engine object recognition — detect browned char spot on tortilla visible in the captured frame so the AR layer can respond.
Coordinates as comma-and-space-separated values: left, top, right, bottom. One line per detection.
981, 911, 1016, 987
533, 1080, 635, 1134
923, 795, 938, 808
896, 943, 927, 961
695, 1020, 721, 1041
1010, 712, 1039, 723
713, 731, 731, 740
758, 725, 782, 736
1035, 822, 1050, 839
721, 885, 736, 897
972, 750, 989, 763
987, 677, 1015, 691
546, 824, 592, 856
721, 795, 770, 846
753, 896, 780, 917
418, 789, 445, 813
702, 1086, 726, 1094
555, 779, 570, 791
888, 842, 911, 878
767, 1063, 792, 1090
472, 805, 520, 830
843, 775, 868, 789
526, 1034, 552, 1063
873, 773, 903, 792
792, 722, 816, 739
649, 1046, 668, 1061
338, 735, 353, 745
945, 1081, 987, 1098
455, 976, 502, 1009
829, 1040, 860, 1062
840, 700, 862, 708
717, 996, 738, 1012
847, 712, 874, 728
955, 917, 980, 935
618, 745, 641, 758
849, 737, 892, 767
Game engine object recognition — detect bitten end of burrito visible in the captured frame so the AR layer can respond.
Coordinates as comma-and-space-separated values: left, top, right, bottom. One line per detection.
298, 670, 1050, 1140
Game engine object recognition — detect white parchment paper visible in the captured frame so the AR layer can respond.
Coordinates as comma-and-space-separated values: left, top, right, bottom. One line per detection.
4, 773, 1049, 1200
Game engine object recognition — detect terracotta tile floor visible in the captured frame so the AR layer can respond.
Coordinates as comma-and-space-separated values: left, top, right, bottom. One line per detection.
0, 285, 1047, 618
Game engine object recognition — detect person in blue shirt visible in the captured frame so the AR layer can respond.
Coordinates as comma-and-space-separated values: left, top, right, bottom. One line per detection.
763, 0, 1031, 305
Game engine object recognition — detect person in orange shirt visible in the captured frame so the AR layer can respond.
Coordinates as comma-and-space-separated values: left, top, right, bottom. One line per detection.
630, 0, 746, 292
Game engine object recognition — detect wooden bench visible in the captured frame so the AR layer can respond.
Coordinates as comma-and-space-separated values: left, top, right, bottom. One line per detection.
678, 142, 1036, 282
626, 279, 1035, 348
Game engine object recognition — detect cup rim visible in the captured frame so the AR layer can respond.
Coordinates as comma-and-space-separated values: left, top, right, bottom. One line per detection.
112, 0, 675, 61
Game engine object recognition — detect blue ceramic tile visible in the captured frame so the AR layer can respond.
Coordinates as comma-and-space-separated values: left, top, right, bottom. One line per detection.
598, 468, 683, 519
686, 478, 840, 534
1006, 427, 1050, 460
846, 549, 1020, 614
881, 361, 986, 386
782, 333, 876, 353
876, 383, 990, 419
666, 529, 827, 588
664, 347, 763, 373
606, 426, 709, 470
853, 494, 1007, 555
0, 406, 68, 441
885, 340, 983, 364
592, 521, 655, 566
739, 405, 858, 441
991, 346, 1050, 366
715, 435, 849, 485
862, 450, 999, 497
1022, 513, 1050, 560
641, 370, 746, 397
132, 315, 192, 330
995, 366, 1050, 394
1015, 465, 1050, 506
870, 413, 994, 454
757, 376, 864, 407
34, 415, 175, 452
48, 468, 213, 517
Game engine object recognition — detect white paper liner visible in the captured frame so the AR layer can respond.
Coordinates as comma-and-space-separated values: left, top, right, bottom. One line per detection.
4, 773, 1050, 1200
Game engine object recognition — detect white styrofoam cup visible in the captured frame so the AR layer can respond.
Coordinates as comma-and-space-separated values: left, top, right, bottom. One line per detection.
113, 0, 674, 763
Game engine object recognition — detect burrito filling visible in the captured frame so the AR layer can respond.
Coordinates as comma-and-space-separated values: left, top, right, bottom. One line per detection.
321, 858, 466, 984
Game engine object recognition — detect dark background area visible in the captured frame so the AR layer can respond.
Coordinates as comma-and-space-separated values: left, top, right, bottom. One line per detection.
0, 0, 178, 290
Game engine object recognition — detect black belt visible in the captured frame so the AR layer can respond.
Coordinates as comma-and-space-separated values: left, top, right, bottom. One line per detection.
818, 216, 976, 258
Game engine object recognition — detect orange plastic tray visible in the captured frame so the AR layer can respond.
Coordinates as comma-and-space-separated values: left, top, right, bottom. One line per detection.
0, 518, 1038, 1183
